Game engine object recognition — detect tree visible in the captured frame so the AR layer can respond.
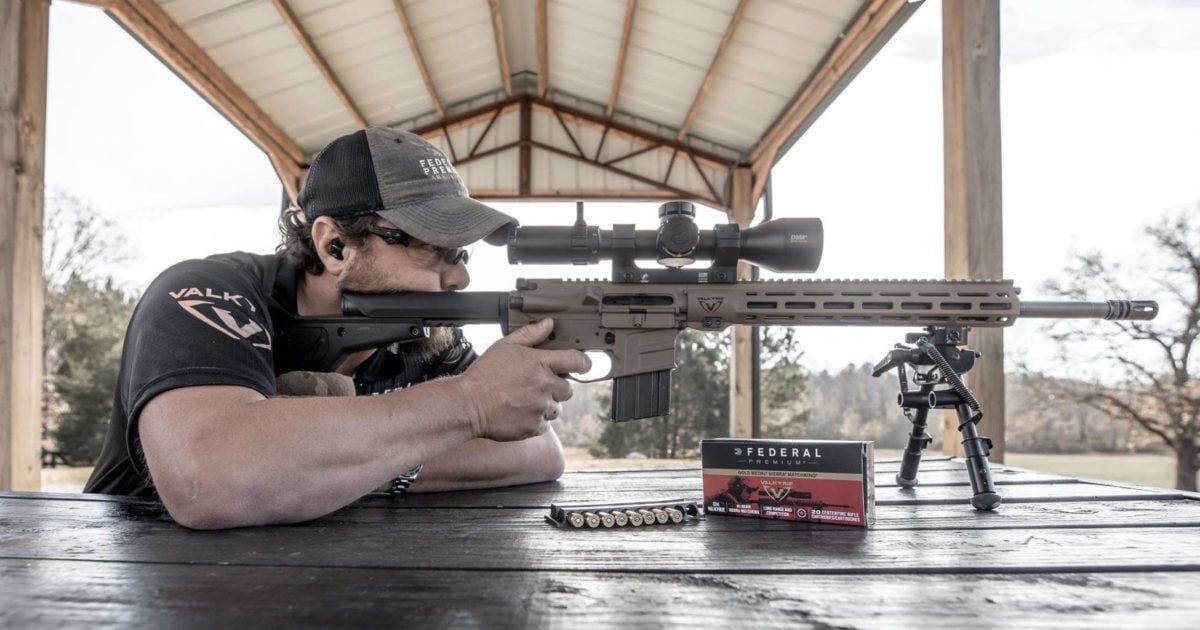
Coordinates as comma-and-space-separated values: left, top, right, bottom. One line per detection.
589, 328, 812, 458
759, 328, 811, 438
591, 330, 730, 458
1040, 207, 1200, 490
42, 191, 136, 464
48, 277, 135, 463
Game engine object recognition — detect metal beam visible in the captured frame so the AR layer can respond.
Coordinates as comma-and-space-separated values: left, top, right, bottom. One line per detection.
531, 141, 721, 207
942, 0, 1004, 462
393, 0, 444, 118
519, 98, 532, 196
606, 0, 637, 119
407, 96, 734, 209
535, 0, 549, 97
270, 0, 367, 128
108, 0, 307, 176
408, 95, 733, 169
1, 0, 48, 491
749, 0, 918, 201
676, 0, 749, 142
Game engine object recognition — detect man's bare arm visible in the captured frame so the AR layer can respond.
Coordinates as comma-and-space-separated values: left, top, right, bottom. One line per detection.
139, 379, 480, 529
410, 428, 565, 493
139, 319, 586, 529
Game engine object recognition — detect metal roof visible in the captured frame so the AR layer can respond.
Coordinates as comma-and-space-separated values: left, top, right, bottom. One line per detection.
94, 0, 921, 212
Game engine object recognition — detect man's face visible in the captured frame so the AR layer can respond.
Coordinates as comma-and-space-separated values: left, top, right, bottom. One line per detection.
336, 218, 472, 356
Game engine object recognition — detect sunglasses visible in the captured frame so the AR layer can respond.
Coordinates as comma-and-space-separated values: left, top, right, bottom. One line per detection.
365, 225, 470, 267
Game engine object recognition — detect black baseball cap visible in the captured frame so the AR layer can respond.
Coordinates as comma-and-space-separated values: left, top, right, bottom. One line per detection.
297, 127, 517, 248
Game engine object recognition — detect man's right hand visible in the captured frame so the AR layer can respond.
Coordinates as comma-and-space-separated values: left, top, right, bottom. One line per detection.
457, 318, 590, 442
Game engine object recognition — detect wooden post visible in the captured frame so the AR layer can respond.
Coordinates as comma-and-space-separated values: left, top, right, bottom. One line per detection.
727, 167, 755, 438
0, 0, 49, 491
942, 0, 1004, 462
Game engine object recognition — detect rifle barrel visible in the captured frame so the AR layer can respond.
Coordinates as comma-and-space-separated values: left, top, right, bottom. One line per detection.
1019, 300, 1158, 321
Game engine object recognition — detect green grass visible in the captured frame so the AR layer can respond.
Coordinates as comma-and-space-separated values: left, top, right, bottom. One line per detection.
878, 448, 1188, 490
1005, 452, 1189, 490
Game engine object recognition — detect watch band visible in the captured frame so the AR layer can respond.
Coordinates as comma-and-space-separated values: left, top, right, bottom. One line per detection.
388, 464, 424, 497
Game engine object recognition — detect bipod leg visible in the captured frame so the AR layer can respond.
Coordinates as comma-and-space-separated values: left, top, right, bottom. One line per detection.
896, 389, 934, 487
956, 403, 1001, 511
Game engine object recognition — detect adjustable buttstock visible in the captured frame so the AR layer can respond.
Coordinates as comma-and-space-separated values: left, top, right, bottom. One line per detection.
611, 369, 672, 421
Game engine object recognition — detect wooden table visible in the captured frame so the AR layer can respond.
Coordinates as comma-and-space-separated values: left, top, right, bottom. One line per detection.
2, 457, 1199, 627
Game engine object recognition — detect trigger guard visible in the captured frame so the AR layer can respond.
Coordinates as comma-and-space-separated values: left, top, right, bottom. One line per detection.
568, 350, 615, 383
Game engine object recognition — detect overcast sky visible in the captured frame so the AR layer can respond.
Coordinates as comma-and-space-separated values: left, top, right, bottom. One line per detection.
43, 0, 1200, 373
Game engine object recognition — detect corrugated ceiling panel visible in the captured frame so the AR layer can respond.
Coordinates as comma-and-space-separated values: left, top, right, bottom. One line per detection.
149, 0, 892, 195
617, 0, 735, 132
173, 0, 280, 50
162, 0, 252, 27
158, 0, 358, 154
500, 0, 537, 75
689, 0, 861, 148
293, 0, 433, 138
548, 0, 625, 107
406, 0, 503, 107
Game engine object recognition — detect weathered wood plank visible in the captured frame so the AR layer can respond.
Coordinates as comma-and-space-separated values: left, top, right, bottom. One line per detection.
364, 479, 1172, 509
942, 0, 1005, 460
0, 0, 48, 492
566, 467, 1072, 488
2, 497, 1197, 573
4, 496, 1200, 533
2, 559, 1197, 629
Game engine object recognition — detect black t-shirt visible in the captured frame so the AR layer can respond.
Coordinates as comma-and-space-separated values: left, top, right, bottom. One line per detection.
84, 252, 476, 498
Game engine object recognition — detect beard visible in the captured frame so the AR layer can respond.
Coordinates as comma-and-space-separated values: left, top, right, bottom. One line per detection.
336, 248, 459, 360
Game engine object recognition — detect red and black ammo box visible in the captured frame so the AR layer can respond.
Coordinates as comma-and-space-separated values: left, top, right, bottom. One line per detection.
701, 439, 875, 527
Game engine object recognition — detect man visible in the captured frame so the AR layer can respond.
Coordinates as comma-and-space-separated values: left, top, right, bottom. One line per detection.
84, 127, 589, 529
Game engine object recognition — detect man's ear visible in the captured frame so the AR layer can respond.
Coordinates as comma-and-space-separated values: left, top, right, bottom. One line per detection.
311, 217, 356, 274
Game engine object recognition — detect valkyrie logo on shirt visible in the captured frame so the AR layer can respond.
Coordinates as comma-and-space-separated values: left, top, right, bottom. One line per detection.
169, 287, 271, 350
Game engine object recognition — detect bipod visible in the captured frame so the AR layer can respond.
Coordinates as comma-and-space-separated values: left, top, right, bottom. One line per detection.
871, 325, 1002, 511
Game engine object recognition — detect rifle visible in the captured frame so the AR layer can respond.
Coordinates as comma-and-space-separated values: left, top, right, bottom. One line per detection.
273, 201, 1157, 510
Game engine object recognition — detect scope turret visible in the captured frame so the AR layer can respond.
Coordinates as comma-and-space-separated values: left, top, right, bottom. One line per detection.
505, 201, 823, 275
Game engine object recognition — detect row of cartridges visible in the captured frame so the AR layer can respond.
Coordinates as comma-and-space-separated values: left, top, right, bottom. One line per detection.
547, 500, 703, 529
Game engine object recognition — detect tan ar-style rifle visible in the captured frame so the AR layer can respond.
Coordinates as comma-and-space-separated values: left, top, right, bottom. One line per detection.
274, 201, 1157, 510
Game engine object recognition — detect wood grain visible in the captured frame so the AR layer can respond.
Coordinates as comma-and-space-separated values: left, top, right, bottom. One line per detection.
3, 559, 1197, 629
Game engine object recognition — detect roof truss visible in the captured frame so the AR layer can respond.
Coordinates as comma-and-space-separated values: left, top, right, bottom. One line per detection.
412, 95, 731, 209
87, 0, 921, 208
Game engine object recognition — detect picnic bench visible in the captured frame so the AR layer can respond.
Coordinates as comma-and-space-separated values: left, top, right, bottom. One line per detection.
2, 456, 1198, 627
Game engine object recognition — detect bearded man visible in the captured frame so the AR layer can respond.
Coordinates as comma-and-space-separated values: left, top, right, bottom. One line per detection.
85, 127, 588, 529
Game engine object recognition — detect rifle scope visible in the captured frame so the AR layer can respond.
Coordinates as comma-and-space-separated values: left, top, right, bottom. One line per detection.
505, 201, 823, 273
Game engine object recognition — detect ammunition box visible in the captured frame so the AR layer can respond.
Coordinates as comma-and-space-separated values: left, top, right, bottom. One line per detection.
702, 439, 874, 528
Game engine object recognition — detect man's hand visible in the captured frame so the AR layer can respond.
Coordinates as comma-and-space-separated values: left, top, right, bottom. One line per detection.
456, 319, 590, 442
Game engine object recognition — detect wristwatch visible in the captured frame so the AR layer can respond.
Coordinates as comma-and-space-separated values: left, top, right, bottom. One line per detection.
388, 464, 423, 497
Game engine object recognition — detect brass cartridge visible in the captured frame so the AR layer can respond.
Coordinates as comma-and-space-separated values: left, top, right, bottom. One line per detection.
625, 510, 644, 526
612, 511, 629, 527
583, 512, 601, 528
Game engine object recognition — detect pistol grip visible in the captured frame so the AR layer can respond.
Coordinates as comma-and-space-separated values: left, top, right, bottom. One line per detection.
611, 369, 672, 421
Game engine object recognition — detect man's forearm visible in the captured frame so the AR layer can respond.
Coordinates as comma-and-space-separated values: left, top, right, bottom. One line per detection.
410, 428, 565, 492
139, 377, 480, 529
